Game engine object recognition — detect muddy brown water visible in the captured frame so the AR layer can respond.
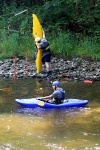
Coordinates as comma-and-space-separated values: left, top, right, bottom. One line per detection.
0, 78, 100, 150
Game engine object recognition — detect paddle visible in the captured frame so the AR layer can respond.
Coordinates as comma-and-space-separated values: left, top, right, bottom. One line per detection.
0, 88, 12, 92
37, 98, 48, 106
38, 101, 45, 106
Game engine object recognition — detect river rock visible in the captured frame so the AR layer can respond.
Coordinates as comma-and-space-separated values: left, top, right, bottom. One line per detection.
0, 57, 100, 81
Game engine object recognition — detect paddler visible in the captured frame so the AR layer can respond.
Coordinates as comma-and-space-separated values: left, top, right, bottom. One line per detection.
38, 81, 66, 104
34, 37, 52, 77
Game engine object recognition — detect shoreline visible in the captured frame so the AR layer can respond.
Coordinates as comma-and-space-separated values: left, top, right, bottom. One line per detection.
0, 57, 100, 81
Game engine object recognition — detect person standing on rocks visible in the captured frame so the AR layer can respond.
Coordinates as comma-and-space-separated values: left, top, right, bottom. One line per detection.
34, 37, 52, 77
38, 81, 66, 104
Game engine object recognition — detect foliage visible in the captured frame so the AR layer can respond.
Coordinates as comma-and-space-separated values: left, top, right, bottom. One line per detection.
0, 1, 100, 60
37, 0, 100, 37
0, 30, 35, 59
50, 32, 76, 57
49, 32, 100, 60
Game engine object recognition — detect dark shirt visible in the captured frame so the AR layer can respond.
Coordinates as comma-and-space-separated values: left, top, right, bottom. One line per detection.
51, 88, 66, 104
39, 40, 51, 57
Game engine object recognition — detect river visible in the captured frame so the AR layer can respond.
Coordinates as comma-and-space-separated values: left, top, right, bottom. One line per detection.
0, 78, 100, 150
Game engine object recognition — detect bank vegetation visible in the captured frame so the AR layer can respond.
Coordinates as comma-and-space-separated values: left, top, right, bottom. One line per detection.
0, 0, 100, 60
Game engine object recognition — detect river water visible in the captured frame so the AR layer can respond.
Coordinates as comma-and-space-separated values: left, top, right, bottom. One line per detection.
0, 78, 100, 150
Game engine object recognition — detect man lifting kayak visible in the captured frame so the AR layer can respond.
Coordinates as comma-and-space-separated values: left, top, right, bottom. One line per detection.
35, 37, 52, 77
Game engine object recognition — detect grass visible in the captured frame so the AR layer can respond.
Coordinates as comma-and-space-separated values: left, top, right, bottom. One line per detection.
0, 30, 35, 59
74, 37, 100, 60
0, 29, 100, 60
50, 32, 100, 60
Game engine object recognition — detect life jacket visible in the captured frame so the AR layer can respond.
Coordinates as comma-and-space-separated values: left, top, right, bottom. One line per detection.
40, 41, 50, 51
40, 41, 51, 58
53, 89, 66, 104
59, 89, 66, 100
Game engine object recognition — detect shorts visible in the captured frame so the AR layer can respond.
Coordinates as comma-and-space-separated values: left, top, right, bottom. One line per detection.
42, 54, 51, 64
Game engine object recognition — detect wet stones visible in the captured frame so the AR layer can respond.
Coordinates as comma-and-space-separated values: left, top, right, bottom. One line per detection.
0, 57, 100, 81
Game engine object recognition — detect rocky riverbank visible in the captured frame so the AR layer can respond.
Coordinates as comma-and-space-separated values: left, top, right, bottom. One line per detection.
0, 57, 100, 81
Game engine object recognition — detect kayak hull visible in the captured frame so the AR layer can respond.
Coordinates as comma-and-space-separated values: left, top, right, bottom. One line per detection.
32, 14, 43, 73
15, 98, 88, 108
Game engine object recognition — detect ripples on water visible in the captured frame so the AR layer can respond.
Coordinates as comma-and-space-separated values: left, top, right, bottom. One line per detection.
0, 78, 100, 150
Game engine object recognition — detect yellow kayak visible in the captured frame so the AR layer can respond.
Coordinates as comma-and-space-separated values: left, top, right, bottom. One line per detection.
32, 14, 43, 73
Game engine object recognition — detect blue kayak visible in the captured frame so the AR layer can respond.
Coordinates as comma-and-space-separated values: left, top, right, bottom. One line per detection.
15, 98, 88, 108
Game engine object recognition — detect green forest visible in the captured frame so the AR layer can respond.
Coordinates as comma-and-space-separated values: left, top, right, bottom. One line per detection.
0, 0, 100, 60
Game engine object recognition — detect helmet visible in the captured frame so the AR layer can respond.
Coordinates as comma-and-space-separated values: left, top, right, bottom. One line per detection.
52, 81, 60, 87
35, 37, 41, 42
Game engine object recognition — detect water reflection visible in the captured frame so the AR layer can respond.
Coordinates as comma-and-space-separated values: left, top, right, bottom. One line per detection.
16, 106, 88, 115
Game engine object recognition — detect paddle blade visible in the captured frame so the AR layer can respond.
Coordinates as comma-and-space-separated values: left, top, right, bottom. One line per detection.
38, 101, 45, 106
0, 88, 12, 92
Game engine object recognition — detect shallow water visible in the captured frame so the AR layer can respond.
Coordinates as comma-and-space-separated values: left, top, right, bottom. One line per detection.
0, 78, 100, 150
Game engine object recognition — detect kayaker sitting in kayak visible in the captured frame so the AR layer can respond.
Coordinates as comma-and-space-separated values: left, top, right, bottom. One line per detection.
37, 81, 66, 104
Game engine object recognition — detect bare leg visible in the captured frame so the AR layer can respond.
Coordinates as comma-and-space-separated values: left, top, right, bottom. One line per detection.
45, 62, 51, 72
